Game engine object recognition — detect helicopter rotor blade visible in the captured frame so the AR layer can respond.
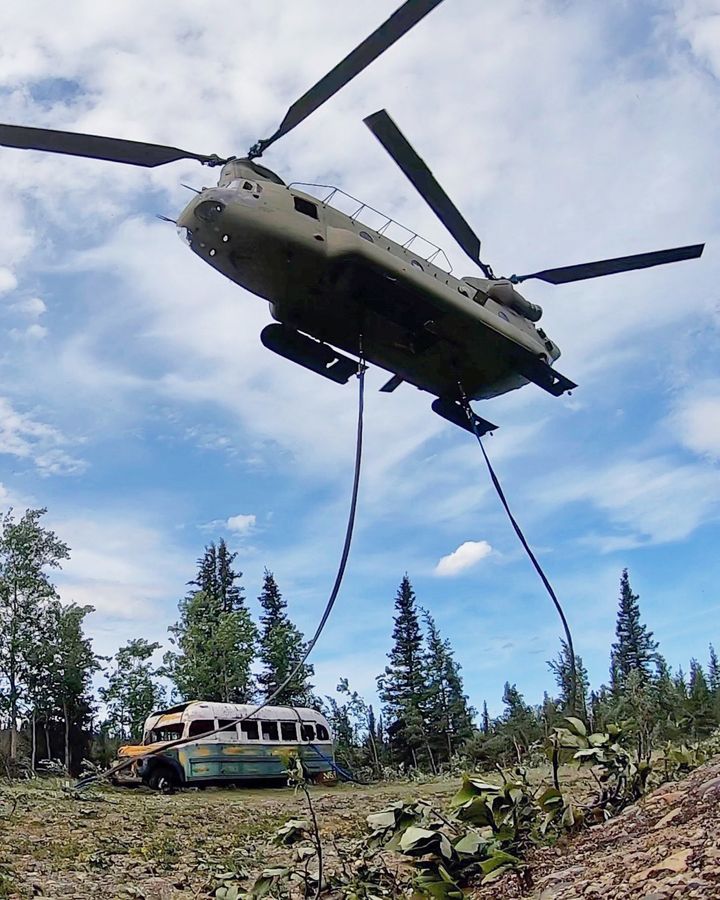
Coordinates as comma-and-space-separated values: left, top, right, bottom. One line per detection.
512, 244, 705, 285
249, 0, 445, 158
364, 108, 492, 276
0, 123, 226, 168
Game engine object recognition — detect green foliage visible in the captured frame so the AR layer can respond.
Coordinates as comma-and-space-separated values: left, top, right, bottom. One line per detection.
547, 639, 589, 719
0, 507, 71, 765
377, 575, 429, 769
257, 569, 314, 705
423, 610, 475, 767
100, 638, 165, 740
610, 568, 658, 692
164, 540, 257, 703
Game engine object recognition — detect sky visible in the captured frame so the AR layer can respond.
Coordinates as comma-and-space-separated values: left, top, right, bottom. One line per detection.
1, 0, 718, 718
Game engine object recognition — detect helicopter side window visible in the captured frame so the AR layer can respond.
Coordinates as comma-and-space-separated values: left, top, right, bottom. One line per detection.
411, 259, 423, 271
293, 196, 319, 220
242, 181, 254, 191
359, 231, 374, 242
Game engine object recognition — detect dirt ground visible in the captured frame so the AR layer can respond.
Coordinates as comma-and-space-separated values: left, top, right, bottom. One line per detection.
0, 776, 454, 898
2, 760, 719, 899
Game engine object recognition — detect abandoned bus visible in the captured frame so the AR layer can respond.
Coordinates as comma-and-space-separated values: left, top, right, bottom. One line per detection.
116, 700, 335, 789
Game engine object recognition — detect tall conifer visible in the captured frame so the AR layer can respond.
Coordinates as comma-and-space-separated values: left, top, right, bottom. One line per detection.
609, 569, 658, 691
165, 540, 257, 702
422, 610, 474, 763
377, 575, 427, 767
257, 570, 314, 705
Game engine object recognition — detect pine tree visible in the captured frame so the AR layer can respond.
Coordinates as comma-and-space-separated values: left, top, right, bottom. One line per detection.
257, 570, 314, 705
500, 683, 540, 761
481, 701, 490, 735
687, 659, 715, 738
547, 638, 589, 719
377, 575, 428, 769
165, 541, 257, 702
610, 569, 658, 691
422, 610, 474, 764
708, 645, 720, 695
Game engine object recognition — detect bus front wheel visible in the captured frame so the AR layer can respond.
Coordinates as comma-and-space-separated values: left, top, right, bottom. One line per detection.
147, 765, 178, 793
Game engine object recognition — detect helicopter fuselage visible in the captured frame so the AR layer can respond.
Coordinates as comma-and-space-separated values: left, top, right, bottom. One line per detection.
176, 161, 568, 407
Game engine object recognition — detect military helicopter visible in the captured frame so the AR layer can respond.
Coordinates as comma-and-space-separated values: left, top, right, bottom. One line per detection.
0, 0, 704, 434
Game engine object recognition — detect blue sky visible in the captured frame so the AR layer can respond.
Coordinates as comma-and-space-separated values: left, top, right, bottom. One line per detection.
1, 0, 718, 717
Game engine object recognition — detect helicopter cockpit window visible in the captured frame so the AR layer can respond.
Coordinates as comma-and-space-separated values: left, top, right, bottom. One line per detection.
293, 196, 319, 219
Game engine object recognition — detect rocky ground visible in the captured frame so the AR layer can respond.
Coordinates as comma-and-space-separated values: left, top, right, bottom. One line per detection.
1, 759, 718, 898
472, 756, 720, 899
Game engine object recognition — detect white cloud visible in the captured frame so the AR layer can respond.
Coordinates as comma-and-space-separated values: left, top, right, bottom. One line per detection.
10, 323, 47, 341
536, 456, 720, 547
672, 383, 720, 460
10, 296, 46, 318
0, 396, 85, 475
435, 540, 493, 577
0, 267, 17, 294
227, 513, 256, 534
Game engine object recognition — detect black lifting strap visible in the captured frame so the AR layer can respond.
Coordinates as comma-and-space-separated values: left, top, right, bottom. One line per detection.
75, 360, 367, 792
458, 388, 578, 712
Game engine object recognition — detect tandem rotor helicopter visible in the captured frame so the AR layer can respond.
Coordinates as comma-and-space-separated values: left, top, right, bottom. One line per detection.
0, 0, 704, 434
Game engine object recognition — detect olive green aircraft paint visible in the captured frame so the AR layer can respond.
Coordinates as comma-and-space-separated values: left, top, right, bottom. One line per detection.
178, 159, 561, 408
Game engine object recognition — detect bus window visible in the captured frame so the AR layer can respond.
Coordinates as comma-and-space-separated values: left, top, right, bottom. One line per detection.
218, 719, 238, 741
188, 719, 214, 738
241, 721, 259, 741
316, 724, 330, 741
280, 722, 298, 741
145, 723, 183, 744
262, 721, 279, 741
301, 723, 315, 742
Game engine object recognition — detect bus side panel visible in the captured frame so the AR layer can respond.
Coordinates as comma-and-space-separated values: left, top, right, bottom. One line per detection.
176, 742, 334, 781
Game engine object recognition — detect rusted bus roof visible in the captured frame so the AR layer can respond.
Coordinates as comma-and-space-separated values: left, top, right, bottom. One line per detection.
143, 701, 332, 732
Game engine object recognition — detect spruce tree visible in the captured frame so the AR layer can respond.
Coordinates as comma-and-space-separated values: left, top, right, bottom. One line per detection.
708, 645, 720, 695
500, 683, 540, 759
609, 569, 658, 691
481, 701, 490, 735
422, 610, 474, 763
165, 541, 257, 703
547, 638, 589, 719
257, 569, 314, 705
687, 659, 715, 737
377, 575, 428, 768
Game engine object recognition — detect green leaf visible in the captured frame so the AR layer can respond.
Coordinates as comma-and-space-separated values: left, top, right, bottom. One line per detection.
453, 831, 486, 857
480, 850, 521, 876
450, 777, 500, 808
367, 808, 399, 831
481, 864, 514, 884
400, 827, 453, 860
465, 777, 501, 793
564, 716, 587, 737
537, 788, 563, 810
453, 796, 493, 826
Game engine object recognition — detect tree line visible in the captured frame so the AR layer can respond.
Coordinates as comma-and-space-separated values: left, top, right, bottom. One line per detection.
1, 506, 717, 777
